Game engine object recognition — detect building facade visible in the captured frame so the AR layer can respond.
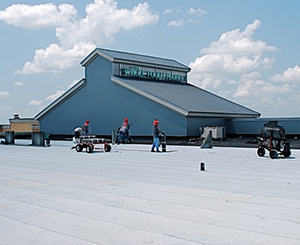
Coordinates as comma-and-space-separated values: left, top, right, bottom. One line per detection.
0, 114, 39, 133
36, 48, 260, 137
226, 118, 300, 136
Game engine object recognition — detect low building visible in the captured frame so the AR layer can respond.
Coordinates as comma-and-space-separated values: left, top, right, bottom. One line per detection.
0, 124, 10, 133
35, 48, 260, 138
9, 114, 39, 132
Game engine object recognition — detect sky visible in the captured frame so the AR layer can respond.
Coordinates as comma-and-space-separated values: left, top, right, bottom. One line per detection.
1, 0, 300, 123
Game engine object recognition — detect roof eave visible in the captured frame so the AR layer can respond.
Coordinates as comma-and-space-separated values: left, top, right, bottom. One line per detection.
187, 112, 260, 118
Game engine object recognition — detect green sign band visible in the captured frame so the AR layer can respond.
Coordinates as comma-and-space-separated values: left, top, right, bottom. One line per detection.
121, 66, 186, 82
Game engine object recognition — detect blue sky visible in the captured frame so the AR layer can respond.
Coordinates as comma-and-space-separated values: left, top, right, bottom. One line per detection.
1, 0, 300, 123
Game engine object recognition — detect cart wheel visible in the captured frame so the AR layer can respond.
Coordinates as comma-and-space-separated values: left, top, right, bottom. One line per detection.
269, 149, 278, 159
283, 143, 291, 157
75, 144, 83, 152
257, 147, 265, 157
87, 145, 93, 153
105, 144, 111, 152
283, 151, 291, 157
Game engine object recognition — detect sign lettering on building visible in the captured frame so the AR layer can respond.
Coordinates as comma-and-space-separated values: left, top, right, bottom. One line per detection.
120, 66, 186, 82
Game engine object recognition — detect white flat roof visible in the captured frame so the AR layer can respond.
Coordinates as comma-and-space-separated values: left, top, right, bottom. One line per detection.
1, 141, 299, 244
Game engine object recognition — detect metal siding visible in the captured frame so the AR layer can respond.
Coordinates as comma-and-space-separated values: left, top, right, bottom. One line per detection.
225, 119, 262, 135
226, 118, 300, 135
39, 56, 112, 135
84, 56, 118, 135
82, 55, 187, 136
35, 79, 86, 121
39, 54, 187, 136
112, 85, 187, 136
39, 85, 90, 134
278, 119, 300, 135
83, 58, 183, 135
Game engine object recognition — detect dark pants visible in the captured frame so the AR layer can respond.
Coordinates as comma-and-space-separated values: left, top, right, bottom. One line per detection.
118, 132, 127, 144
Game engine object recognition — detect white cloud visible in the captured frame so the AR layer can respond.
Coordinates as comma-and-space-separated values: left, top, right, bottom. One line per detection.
187, 19, 300, 115
0, 91, 9, 98
163, 8, 173, 14
187, 18, 198, 23
45, 90, 65, 101
163, 7, 181, 14
14, 82, 23, 86
199, 77, 222, 89
167, 19, 185, 27
269, 65, 300, 83
0, 3, 64, 29
201, 19, 276, 55
292, 93, 300, 107
165, 7, 206, 27
27, 100, 43, 106
224, 71, 296, 113
0, 0, 159, 74
189, 19, 277, 89
187, 8, 208, 15
17, 42, 96, 74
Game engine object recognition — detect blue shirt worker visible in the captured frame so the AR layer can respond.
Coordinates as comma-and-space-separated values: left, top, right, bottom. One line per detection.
118, 118, 130, 144
151, 119, 160, 152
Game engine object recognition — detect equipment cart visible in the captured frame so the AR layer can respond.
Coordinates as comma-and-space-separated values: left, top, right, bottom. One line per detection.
257, 121, 291, 159
73, 135, 111, 153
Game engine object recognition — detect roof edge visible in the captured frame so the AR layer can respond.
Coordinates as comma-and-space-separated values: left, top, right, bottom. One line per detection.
35, 79, 86, 121
188, 83, 261, 117
81, 48, 114, 67
81, 48, 191, 72
113, 59, 190, 73
111, 76, 188, 116
187, 112, 260, 118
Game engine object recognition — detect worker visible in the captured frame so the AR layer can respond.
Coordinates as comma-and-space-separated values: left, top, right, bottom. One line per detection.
118, 118, 130, 144
83, 120, 90, 136
74, 126, 83, 140
151, 119, 160, 152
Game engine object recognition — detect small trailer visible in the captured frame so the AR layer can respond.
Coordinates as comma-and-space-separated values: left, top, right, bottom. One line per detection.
73, 135, 111, 153
257, 121, 291, 159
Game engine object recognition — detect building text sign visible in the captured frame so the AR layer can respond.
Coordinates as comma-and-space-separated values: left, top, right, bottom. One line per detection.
121, 66, 186, 82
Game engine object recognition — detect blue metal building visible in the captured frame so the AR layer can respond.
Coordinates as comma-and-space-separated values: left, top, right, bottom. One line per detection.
35, 48, 260, 137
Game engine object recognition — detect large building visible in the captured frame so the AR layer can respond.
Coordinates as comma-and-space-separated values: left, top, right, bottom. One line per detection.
35, 48, 260, 137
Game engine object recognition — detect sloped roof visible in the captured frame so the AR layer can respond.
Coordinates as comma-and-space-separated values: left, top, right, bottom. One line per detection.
81, 48, 190, 72
111, 76, 260, 118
